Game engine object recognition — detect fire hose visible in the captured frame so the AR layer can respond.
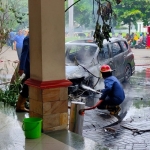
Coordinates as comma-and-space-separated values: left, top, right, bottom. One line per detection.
79, 106, 96, 115
78, 85, 101, 115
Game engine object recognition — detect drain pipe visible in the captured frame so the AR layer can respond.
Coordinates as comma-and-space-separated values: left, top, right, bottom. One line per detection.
69, 101, 85, 135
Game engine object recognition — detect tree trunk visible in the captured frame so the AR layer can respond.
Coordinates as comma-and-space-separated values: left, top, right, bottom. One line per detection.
128, 22, 131, 35
0, 44, 2, 53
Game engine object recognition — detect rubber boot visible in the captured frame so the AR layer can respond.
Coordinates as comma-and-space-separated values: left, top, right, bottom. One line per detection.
106, 105, 121, 116
16, 95, 29, 112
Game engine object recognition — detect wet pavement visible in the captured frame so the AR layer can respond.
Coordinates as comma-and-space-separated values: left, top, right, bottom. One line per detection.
82, 64, 150, 150
0, 47, 150, 149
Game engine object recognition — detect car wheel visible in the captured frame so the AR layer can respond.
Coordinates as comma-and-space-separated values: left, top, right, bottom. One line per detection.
124, 64, 132, 82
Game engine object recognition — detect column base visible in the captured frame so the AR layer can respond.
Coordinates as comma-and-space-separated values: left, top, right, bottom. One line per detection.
26, 78, 72, 132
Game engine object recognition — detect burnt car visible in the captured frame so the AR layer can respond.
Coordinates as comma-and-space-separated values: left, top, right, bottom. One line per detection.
65, 37, 135, 100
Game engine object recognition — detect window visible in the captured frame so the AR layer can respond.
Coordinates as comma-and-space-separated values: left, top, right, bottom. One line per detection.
120, 41, 128, 51
65, 44, 97, 65
111, 42, 122, 57
97, 45, 109, 61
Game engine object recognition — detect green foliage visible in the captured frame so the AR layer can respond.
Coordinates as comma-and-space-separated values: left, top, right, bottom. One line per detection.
65, 0, 122, 29
74, 0, 93, 27
65, 36, 81, 42
65, 0, 94, 28
113, 0, 150, 33
0, 80, 21, 106
0, 0, 28, 51
133, 99, 150, 109
65, 0, 121, 50
0, 61, 22, 106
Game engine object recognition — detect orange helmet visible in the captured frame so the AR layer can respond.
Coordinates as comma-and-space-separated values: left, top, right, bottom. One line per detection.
100, 65, 113, 72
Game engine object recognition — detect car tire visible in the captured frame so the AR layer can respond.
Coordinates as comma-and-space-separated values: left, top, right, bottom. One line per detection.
124, 64, 132, 82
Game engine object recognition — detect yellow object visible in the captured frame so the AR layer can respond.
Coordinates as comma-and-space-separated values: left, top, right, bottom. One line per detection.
134, 35, 138, 41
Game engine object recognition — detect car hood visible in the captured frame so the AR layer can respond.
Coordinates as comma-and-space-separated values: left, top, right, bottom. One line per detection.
65, 66, 89, 79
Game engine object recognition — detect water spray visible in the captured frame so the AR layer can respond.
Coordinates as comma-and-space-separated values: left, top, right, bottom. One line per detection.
81, 84, 101, 94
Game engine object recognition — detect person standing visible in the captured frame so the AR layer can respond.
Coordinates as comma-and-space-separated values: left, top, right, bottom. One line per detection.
8, 29, 16, 50
125, 33, 131, 45
10, 30, 25, 85
16, 34, 30, 112
133, 33, 138, 45
14, 29, 25, 60
117, 33, 123, 38
23, 29, 29, 37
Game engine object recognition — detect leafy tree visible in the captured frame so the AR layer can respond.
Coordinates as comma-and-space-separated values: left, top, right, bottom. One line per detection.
140, 3, 150, 26
0, 0, 28, 52
114, 0, 150, 34
73, 0, 94, 28
65, 0, 121, 49
65, 0, 99, 28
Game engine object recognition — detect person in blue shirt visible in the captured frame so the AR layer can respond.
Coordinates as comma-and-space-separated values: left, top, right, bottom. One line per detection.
8, 29, 16, 50
16, 34, 30, 112
14, 30, 25, 60
96, 64, 125, 115
79, 65, 125, 116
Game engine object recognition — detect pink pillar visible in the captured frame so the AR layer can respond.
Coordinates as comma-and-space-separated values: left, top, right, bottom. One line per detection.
146, 26, 150, 48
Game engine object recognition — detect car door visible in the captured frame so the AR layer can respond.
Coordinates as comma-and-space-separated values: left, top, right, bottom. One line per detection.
110, 42, 124, 79
97, 44, 116, 76
120, 40, 130, 65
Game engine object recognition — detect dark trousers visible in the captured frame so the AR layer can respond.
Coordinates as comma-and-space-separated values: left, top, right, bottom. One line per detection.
20, 74, 30, 98
97, 96, 122, 109
10, 40, 14, 50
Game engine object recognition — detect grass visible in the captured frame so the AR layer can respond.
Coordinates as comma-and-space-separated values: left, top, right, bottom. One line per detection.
65, 31, 146, 42
65, 36, 82, 42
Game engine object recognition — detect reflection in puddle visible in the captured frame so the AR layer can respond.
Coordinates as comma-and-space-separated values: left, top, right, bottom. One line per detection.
0, 102, 29, 122
123, 67, 150, 121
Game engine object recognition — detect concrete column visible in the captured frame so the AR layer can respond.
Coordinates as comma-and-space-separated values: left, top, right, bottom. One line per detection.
29, 0, 65, 81
27, 0, 72, 132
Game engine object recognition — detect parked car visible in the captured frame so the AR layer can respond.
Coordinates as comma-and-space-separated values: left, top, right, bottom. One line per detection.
74, 32, 86, 38
65, 37, 135, 100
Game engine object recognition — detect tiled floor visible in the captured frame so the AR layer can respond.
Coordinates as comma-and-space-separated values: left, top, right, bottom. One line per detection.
0, 104, 107, 150
0, 111, 75, 150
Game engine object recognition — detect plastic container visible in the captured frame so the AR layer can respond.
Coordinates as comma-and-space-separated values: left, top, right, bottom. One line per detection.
22, 117, 42, 139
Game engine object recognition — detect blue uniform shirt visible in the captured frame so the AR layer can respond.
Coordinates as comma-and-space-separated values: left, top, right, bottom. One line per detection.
14, 34, 25, 49
19, 36, 30, 75
100, 76, 125, 104
9, 32, 16, 41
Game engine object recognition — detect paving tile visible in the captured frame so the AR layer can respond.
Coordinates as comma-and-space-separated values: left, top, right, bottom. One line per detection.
146, 146, 150, 150
125, 145, 133, 150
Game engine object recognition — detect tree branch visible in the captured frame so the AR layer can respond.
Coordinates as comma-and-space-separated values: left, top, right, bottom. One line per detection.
65, 0, 81, 12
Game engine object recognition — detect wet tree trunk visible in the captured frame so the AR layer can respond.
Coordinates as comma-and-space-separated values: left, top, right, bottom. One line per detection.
128, 22, 131, 35
0, 49, 2, 53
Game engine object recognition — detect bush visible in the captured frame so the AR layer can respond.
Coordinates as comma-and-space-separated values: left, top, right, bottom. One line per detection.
0, 61, 22, 106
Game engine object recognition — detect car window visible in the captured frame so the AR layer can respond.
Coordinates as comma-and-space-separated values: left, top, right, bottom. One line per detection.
120, 41, 128, 51
97, 45, 109, 61
65, 44, 97, 65
111, 42, 122, 57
